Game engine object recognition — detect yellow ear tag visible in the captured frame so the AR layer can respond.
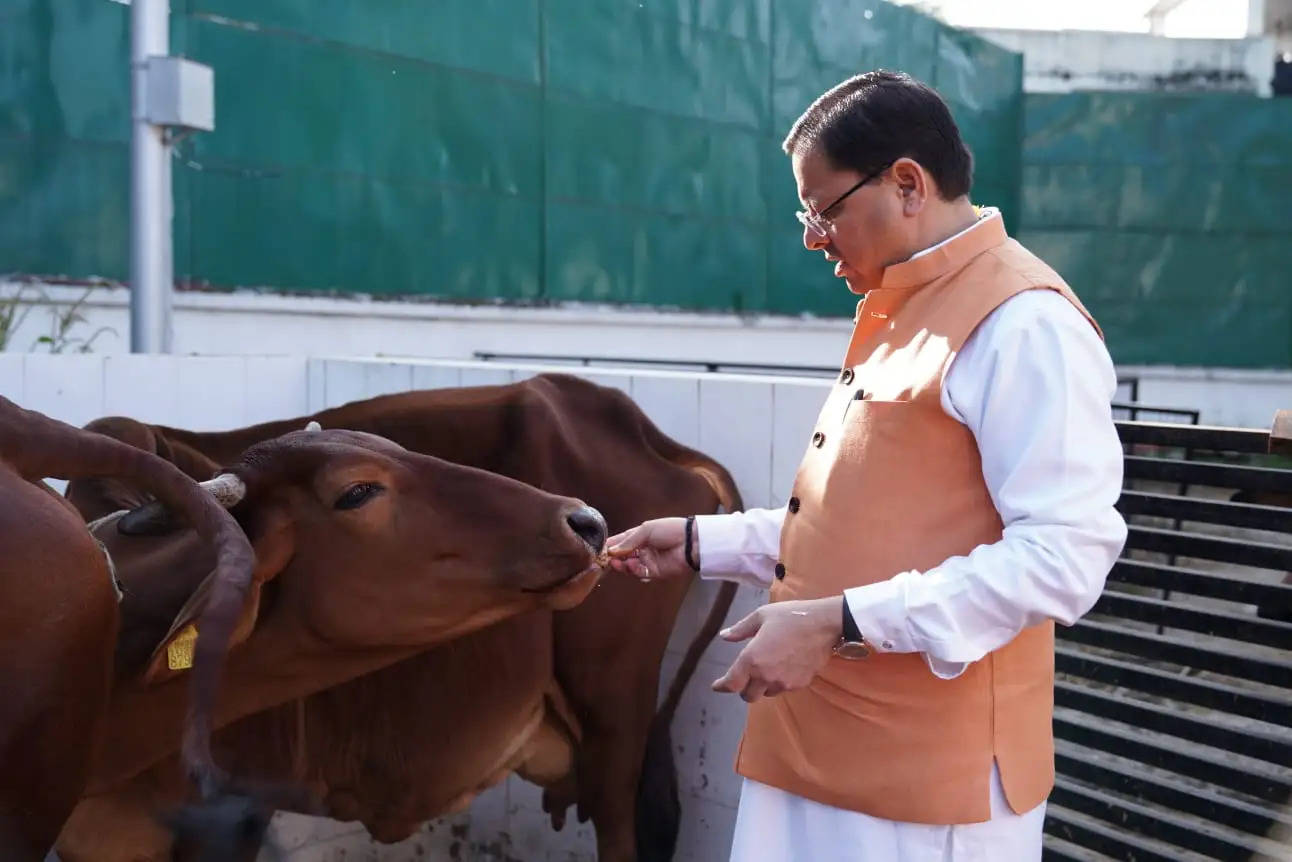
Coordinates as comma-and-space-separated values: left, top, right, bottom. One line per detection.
167, 624, 198, 671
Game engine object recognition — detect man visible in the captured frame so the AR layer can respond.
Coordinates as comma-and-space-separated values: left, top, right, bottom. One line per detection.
605, 71, 1126, 860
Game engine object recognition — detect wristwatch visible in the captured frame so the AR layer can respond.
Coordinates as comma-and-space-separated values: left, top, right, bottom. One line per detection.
833, 595, 870, 660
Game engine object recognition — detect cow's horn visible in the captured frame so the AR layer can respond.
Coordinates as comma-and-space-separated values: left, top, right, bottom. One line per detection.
199, 473, 247, 509
304, 420, 322, 432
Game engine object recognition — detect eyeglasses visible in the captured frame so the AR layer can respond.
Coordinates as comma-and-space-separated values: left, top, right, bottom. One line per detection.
795, 161, 894, 238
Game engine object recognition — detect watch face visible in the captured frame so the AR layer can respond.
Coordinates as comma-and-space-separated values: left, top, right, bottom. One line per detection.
834, 640, 870, 660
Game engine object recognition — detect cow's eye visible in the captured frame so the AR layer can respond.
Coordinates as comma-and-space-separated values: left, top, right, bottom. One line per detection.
335, 482, 384, 510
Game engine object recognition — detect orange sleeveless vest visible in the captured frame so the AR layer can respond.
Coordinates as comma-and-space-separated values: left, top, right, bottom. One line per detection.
735, 215, 1101, 824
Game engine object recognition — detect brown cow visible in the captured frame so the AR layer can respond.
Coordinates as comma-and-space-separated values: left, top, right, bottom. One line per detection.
59, 421, 610, 861
0, 395, 254, 860
59, 373, 740, 862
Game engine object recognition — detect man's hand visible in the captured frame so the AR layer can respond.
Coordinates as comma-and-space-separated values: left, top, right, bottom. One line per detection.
603, 517, 694, 582
712, 597, 842, 702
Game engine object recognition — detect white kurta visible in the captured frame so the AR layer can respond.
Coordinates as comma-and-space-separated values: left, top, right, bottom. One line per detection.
695, 215, 1128, 861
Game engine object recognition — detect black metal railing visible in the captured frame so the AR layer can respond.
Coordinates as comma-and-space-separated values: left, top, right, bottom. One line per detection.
1045, 413, 1292, 862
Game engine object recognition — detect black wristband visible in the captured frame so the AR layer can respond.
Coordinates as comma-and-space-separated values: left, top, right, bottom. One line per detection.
841, 595, 864, 642
684, 515, 700, 572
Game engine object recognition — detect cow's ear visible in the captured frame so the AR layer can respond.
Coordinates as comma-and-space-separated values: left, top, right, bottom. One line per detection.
143, 512, 296, 685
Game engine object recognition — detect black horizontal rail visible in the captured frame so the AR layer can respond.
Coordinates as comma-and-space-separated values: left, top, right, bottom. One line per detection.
1055, 644, 1292, 725
1053, 707, 1291, 802
1117, 490, 1292, 532
1054, 680, 1292, 768
473, 351, 840, 376
1091, 590, 1292, 648
1123, 524, 1292, 571
1054, 741, 1281, 836
1044, 801, 1208, 862
1124, 455, 1292, 494
1039, 835, 1105, 862
1112, 403, 1201, 422
1109, 559, 1292, 607
1059, 618, 1292, 687
1049, 777, 1266, 861
1115, 420, 1273, 453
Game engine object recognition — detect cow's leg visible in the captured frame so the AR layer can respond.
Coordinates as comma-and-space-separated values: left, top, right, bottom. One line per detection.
553, 574, 690, 862
56, 782, 177, 862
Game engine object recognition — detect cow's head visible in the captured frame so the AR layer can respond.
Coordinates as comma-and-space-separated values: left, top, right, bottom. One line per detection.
125, 428, 607, 684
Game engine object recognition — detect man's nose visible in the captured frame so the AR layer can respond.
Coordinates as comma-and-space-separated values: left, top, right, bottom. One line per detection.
803, 223, 827, 250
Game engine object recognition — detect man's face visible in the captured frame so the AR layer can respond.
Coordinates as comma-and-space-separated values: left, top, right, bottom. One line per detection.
792, 147, 915, 295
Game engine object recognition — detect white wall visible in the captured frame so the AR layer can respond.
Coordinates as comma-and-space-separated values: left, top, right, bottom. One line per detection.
4, 283, 1289, 431
1, 355, 829, 862
0, 282, 853, 372
975, 27, 1277, 94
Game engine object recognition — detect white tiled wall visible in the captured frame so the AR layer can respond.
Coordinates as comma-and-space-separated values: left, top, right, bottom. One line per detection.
3, 354, 828, 861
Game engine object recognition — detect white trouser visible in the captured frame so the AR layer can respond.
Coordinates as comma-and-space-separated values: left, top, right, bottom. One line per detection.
728, 760, 1045, 862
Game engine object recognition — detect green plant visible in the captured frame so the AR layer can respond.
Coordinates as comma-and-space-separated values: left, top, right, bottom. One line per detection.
0, 285, 36, 351
0, 283, 117, 354
31, 286, 116, 354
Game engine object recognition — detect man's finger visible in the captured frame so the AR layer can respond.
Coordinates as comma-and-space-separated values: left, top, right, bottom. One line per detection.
712, 655, 750, 695
621, 554, 651, 579
605, 525, 645, 557
719, 609, 762, 642
741, 680, 769, 704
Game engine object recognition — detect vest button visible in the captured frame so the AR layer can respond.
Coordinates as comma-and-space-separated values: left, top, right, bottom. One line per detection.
787, 496, 800, 514
812, 431, 825, 448
840, 368, 855, 385
774, 563, 786, 580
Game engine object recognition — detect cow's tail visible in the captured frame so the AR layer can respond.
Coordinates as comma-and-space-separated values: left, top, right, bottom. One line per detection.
635, 422, 744, 862
0, 397, 255, 810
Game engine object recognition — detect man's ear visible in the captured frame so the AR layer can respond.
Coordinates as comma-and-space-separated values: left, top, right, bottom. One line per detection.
143, 510, 296, 685
892, 158, 927, 214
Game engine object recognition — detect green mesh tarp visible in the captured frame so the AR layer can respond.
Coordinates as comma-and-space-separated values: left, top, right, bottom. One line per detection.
1020, 92, 1292, 368
2, 0, 1022, 320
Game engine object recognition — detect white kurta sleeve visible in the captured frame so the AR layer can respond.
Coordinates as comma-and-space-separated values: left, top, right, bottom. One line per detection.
694, 507, 788, 589
843, 289, 1128, 679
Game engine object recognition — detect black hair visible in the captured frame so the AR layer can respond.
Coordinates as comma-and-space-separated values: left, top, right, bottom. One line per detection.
782, 70, 973, 200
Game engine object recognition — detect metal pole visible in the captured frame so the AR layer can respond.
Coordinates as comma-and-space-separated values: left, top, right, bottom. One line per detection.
130, 0, 173, 353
